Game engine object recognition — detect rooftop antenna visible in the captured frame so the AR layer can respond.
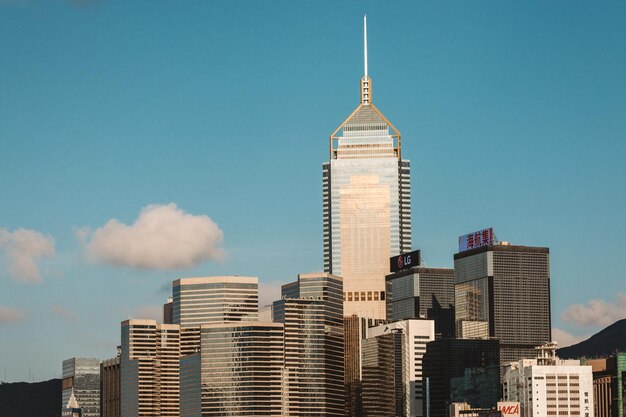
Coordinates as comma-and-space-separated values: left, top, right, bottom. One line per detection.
360, 15, 371, 105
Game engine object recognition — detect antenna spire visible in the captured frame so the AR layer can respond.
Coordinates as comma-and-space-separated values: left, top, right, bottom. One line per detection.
364, 15, 368, 78
360, 15, 371, 105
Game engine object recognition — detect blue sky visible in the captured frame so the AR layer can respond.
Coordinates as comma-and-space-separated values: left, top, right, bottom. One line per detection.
1, 1, 625, 382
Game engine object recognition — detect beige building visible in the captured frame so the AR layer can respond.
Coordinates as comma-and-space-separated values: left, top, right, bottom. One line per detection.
172, 276, 258, 327
120, 319, 180, 417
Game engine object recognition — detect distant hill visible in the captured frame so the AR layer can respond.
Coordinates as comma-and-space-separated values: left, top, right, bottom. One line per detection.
557, 318, 626, 359
0, 379, 61, 417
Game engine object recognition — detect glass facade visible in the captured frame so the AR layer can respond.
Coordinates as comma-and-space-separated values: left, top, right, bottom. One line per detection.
362, 332, 405, 417
273, 273, 344, 417
62, 357, 100, 417
172, 276, 258, 327
323, 77, 411, 321
422, 338, 501, 417
386, 267, 456, 338
180, 323, 284, 417
365, 319, 435, 417
454, 245, 551, 368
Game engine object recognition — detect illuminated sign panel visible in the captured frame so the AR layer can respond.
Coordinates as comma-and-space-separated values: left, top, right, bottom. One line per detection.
459, 228, 495, 252
389, 249, 421, 273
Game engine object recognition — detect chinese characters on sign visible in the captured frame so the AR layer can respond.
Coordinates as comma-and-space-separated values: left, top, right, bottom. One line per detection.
459, 228, 495, 252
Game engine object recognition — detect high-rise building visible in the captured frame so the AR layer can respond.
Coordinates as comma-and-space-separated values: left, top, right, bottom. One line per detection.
588, 353, 626, 417
386, 262, 455, 338
502, 343, 594, 417
422, 338, 501, 417
61, 357, 100, 417
180, 322, 284, 417
361, 330, 404, 417
323, 16, 411, 320
172, 276, 258, 327
454, 239, 551, 367
361, 319, 435, 417
273, 273, 344, 417
120, 319, 180, 417
100, 356, 120, 417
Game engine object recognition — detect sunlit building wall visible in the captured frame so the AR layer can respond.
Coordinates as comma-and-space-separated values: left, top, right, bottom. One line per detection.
120, 319, 180, 417
180, 322, 284, 417
273, 273, 344, 417
172, 276, 258, 327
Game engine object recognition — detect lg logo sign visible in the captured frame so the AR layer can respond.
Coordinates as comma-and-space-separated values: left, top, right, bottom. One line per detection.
397, 254, 411, 269
390, 249, 420, 273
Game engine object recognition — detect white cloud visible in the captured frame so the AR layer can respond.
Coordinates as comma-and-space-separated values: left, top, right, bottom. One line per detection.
79, 203, 224, 270
552, 328, 588, 348
50, 305, 78, 322
560, 292, 626, 328
0, 305, 25, 323
0, 228, 55, 283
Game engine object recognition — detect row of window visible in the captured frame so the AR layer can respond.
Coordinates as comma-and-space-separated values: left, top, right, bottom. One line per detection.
343, 291, 385, 302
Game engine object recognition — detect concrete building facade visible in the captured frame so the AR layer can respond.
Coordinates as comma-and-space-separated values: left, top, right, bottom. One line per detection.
503, 343, 594, 417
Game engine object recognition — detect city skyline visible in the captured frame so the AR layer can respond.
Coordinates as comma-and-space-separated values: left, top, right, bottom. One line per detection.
1, 1, 626, 382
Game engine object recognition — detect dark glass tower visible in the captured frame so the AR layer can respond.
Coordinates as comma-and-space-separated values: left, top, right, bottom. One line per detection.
422, 338, 501, 417
454, 244, 551, 368
386, 266, 455, 338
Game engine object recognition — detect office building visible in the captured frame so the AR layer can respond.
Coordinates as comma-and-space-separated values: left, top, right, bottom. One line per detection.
101, 356, 120, 417
61, 357, 100, 417
386, 262, 455, 338
323, 16, 411, 320
422, 338, 500, 417
361, 330, 404, 417
180, 322, 284, 417
361, 319, 435, 417
502, 342, 594, 417
273, 273, 344, 417
120, 319, 180, 417
172, 276, 258, 327
454, 236, 551, 367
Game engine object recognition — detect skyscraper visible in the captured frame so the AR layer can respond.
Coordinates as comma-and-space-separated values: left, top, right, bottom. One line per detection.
386, 263, 455, 338
454, 239, 551, 368
120, 319, 180, 417
61, 357, 101, 417
362, 319, 435, 417
273, 273, 344, 417
179, 322, 284, 417
323, 16, 412, 320
422, 338, 501, 417
172, 276, 258, 327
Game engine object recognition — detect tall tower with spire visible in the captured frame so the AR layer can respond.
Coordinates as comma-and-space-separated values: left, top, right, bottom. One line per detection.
323, 16, 412, 321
